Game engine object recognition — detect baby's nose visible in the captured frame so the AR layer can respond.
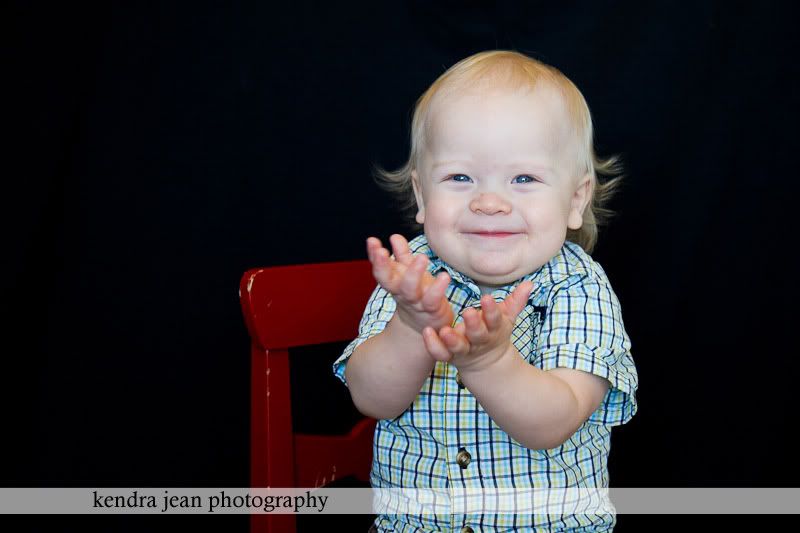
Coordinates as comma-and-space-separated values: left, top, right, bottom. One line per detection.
470, 192, 512, 215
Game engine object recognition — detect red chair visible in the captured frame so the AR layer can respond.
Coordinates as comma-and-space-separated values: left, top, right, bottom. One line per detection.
239, 260, 378, 533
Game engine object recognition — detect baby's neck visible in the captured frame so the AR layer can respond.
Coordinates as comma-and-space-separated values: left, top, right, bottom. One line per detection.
478, 284, 500, 295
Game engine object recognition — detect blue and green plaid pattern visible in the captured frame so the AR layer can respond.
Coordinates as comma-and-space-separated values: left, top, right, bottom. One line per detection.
334, 234, 638, 532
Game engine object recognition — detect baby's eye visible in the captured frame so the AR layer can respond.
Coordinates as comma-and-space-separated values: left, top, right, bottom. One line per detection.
512, 174, 537, 184
448, 174, 473, 183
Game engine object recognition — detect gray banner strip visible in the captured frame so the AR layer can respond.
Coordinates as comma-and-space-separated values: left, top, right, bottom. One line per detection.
0, 488, 798, 514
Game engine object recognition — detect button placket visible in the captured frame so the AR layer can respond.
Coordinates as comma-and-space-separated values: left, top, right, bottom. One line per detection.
451, 296, 479, 391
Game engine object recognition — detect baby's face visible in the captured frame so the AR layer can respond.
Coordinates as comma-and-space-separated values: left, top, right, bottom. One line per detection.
412, 85, 591, 292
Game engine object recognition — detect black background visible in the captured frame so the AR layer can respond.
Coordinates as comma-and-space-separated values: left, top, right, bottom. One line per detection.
5, 1, 798, 531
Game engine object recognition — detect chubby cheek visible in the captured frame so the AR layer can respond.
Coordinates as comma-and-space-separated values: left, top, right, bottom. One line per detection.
421, 197, 461, 231
523, 204, 560, 233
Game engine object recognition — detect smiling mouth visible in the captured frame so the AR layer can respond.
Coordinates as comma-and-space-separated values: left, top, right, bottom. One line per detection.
466, 232, 521, 237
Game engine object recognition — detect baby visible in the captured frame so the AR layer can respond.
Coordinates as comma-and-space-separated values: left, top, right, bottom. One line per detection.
333, 50, 638, 532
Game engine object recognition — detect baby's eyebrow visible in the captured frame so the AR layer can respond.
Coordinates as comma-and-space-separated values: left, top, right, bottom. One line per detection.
431, 160, 468, 170
431, 160, 558, 176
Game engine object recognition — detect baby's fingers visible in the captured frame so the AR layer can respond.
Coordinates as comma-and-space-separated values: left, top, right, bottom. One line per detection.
367, 237, 405, 291
438, 326, 471, 358
366, 236, 382, 264
389, 234, 414, 266
462, 307, 489, 343
420, 271, 450, 311
504, 280, 534, 318
367, 237, 391, 280
397, 254, 428, 302
422, 327, 454, 362
480, 295, 503, 330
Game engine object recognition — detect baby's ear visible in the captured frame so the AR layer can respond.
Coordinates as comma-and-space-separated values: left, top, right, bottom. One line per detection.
567, 173, 593, 230
411, 170, 425, 224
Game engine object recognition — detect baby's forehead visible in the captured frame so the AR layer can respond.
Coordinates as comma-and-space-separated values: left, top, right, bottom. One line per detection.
422, 81, 584, 175
427, 81, 574, 129
426, 83, 576, 146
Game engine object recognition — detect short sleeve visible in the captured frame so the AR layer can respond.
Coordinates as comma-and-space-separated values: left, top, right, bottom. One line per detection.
332, 283, 396, 387
535, 275, 638, 427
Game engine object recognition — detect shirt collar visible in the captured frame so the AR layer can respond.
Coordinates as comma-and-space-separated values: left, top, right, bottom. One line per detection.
407, 233, 592, 301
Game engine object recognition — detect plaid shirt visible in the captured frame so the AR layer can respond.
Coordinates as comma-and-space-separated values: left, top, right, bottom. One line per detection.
334, 234, 638, 532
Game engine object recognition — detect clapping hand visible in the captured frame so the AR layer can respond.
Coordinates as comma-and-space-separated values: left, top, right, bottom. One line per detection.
366, 234, 454, 335
421, 281, 533, 370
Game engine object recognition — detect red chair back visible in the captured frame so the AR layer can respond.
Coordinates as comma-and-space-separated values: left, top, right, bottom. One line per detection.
239, 260, 378, 533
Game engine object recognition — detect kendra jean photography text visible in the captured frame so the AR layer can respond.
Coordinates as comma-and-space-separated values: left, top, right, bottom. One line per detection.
92, 489, 328, 514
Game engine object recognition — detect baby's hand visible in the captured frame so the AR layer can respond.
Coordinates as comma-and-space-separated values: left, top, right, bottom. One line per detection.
421, 281, 534, 371
366, 234, 454, 335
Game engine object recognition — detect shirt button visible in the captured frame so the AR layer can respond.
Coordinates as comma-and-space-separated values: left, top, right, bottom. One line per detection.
461, 527, 475, 533
455, 372, 465, 389
456, 447, 471, 469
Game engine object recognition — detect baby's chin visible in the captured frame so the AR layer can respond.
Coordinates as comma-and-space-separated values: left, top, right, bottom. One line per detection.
460, 261, 537, 289
470, 273, 528, 290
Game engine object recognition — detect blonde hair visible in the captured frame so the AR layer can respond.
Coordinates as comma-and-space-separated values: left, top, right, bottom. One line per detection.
373, 50, 622, 254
